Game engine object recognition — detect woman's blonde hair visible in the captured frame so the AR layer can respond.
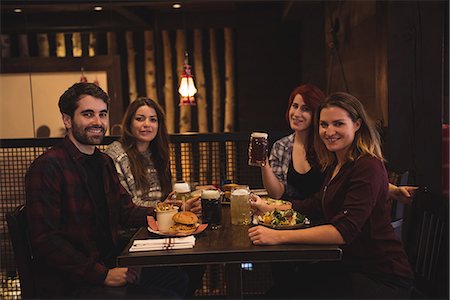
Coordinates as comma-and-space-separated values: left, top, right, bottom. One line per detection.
314, 92, 384, 171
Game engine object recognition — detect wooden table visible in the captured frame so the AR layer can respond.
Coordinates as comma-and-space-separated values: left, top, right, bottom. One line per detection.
117, 206, 342, 299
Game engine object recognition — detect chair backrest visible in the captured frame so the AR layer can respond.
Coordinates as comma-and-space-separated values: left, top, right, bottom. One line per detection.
389, 171, 409, 240
403, 188, 449, 299
6, 205, 38, 299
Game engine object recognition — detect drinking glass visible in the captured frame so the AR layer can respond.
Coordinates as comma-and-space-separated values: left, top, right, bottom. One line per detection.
201, 189, 222, 229
248, 132, 268, 167
230, 185, 251, 225
173, 182, 191, 211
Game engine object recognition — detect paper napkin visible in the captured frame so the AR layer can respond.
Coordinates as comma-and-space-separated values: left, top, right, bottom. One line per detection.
129, 236, 196, 252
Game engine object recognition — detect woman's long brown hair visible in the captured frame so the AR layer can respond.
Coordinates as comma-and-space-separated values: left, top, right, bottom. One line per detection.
119, 97, 171, 199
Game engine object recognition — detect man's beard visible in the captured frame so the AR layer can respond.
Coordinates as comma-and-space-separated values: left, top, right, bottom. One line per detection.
71, 123, 106, 145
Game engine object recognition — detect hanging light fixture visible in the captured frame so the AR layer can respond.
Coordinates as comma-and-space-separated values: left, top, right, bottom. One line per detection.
178, 51, 197, 105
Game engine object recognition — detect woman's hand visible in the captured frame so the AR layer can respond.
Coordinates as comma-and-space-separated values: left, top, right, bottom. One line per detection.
163, 191, 184, 208
164, 192, 202, 215
249, 194, 273, 214
248, 225, 283, 245
185, 196, 202, 215
164, 191, 176, 202
389, 185, 418, 205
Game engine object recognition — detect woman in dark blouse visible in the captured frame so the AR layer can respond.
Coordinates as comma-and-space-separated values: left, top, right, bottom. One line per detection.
261, 84, 416, 204
249, 92, 413, 299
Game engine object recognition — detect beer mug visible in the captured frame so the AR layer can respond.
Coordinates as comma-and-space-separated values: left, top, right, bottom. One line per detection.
248, 132, 268, 167
173, 182, 191, 211
201, 189, 222, 229
230, 185, 251, 225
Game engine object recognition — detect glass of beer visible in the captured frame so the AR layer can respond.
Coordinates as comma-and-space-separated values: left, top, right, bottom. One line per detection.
230, 185, 251, 225
248, 132, 268, 167
201, 189, 222, 229
173, 181, 191, 211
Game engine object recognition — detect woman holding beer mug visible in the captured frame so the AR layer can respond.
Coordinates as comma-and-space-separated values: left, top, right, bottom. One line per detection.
249, 93, 413, 299
261, 84, 325, 201
261, 84, 416, 204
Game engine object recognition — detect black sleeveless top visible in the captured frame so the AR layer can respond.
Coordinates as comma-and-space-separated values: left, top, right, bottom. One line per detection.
285, 158, 324, 200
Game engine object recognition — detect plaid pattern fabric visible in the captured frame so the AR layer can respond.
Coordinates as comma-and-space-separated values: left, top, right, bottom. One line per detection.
25, 136, 152, 296
268, 133, 295, 196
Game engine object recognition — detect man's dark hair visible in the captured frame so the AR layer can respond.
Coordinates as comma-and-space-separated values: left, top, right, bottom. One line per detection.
58, 82, 110, 118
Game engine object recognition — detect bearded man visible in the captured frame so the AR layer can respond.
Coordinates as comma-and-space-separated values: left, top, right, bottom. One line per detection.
25, 82, 188, 299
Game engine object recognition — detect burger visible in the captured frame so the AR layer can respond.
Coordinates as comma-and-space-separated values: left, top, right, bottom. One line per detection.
169, 211, 199, 234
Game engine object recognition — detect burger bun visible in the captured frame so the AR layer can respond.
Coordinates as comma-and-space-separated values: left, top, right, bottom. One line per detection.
172, 211, 198, 225
169, 211, 199, 234
168, 223, 198, 235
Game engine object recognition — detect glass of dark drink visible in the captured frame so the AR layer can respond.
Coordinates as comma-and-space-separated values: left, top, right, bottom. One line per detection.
201, 189, 222, 229
248, 132, 268, 167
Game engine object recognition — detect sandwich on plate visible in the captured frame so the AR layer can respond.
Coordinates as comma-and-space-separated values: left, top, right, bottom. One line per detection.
169, 211, 199, 234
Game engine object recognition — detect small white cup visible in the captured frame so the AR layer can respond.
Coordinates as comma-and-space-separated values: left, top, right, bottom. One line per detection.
156, 207, 179, 233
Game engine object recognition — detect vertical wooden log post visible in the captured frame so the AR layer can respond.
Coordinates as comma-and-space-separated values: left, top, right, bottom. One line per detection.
224, 27, 236, 182
72, 32, 82, 57
162, 30, 175, 134
88, 32, 97, 57
194, 29, 209, 184
107, 32, 118, 55
224, 27, 235, 133
37, 33, 50, 57
209, 28, 221, 183
144, 30, 158, 102
18, 34, 29, 57
55, 33, 66, 57
194, 29, 208, 133
375, 1, 388, 127
209, 28, 221, 133
126, 31, 137, 102
1, 34, 11, 58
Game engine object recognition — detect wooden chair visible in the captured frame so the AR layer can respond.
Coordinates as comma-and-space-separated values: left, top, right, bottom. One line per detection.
403, 188, 449, 299
6, 205, 39, 299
